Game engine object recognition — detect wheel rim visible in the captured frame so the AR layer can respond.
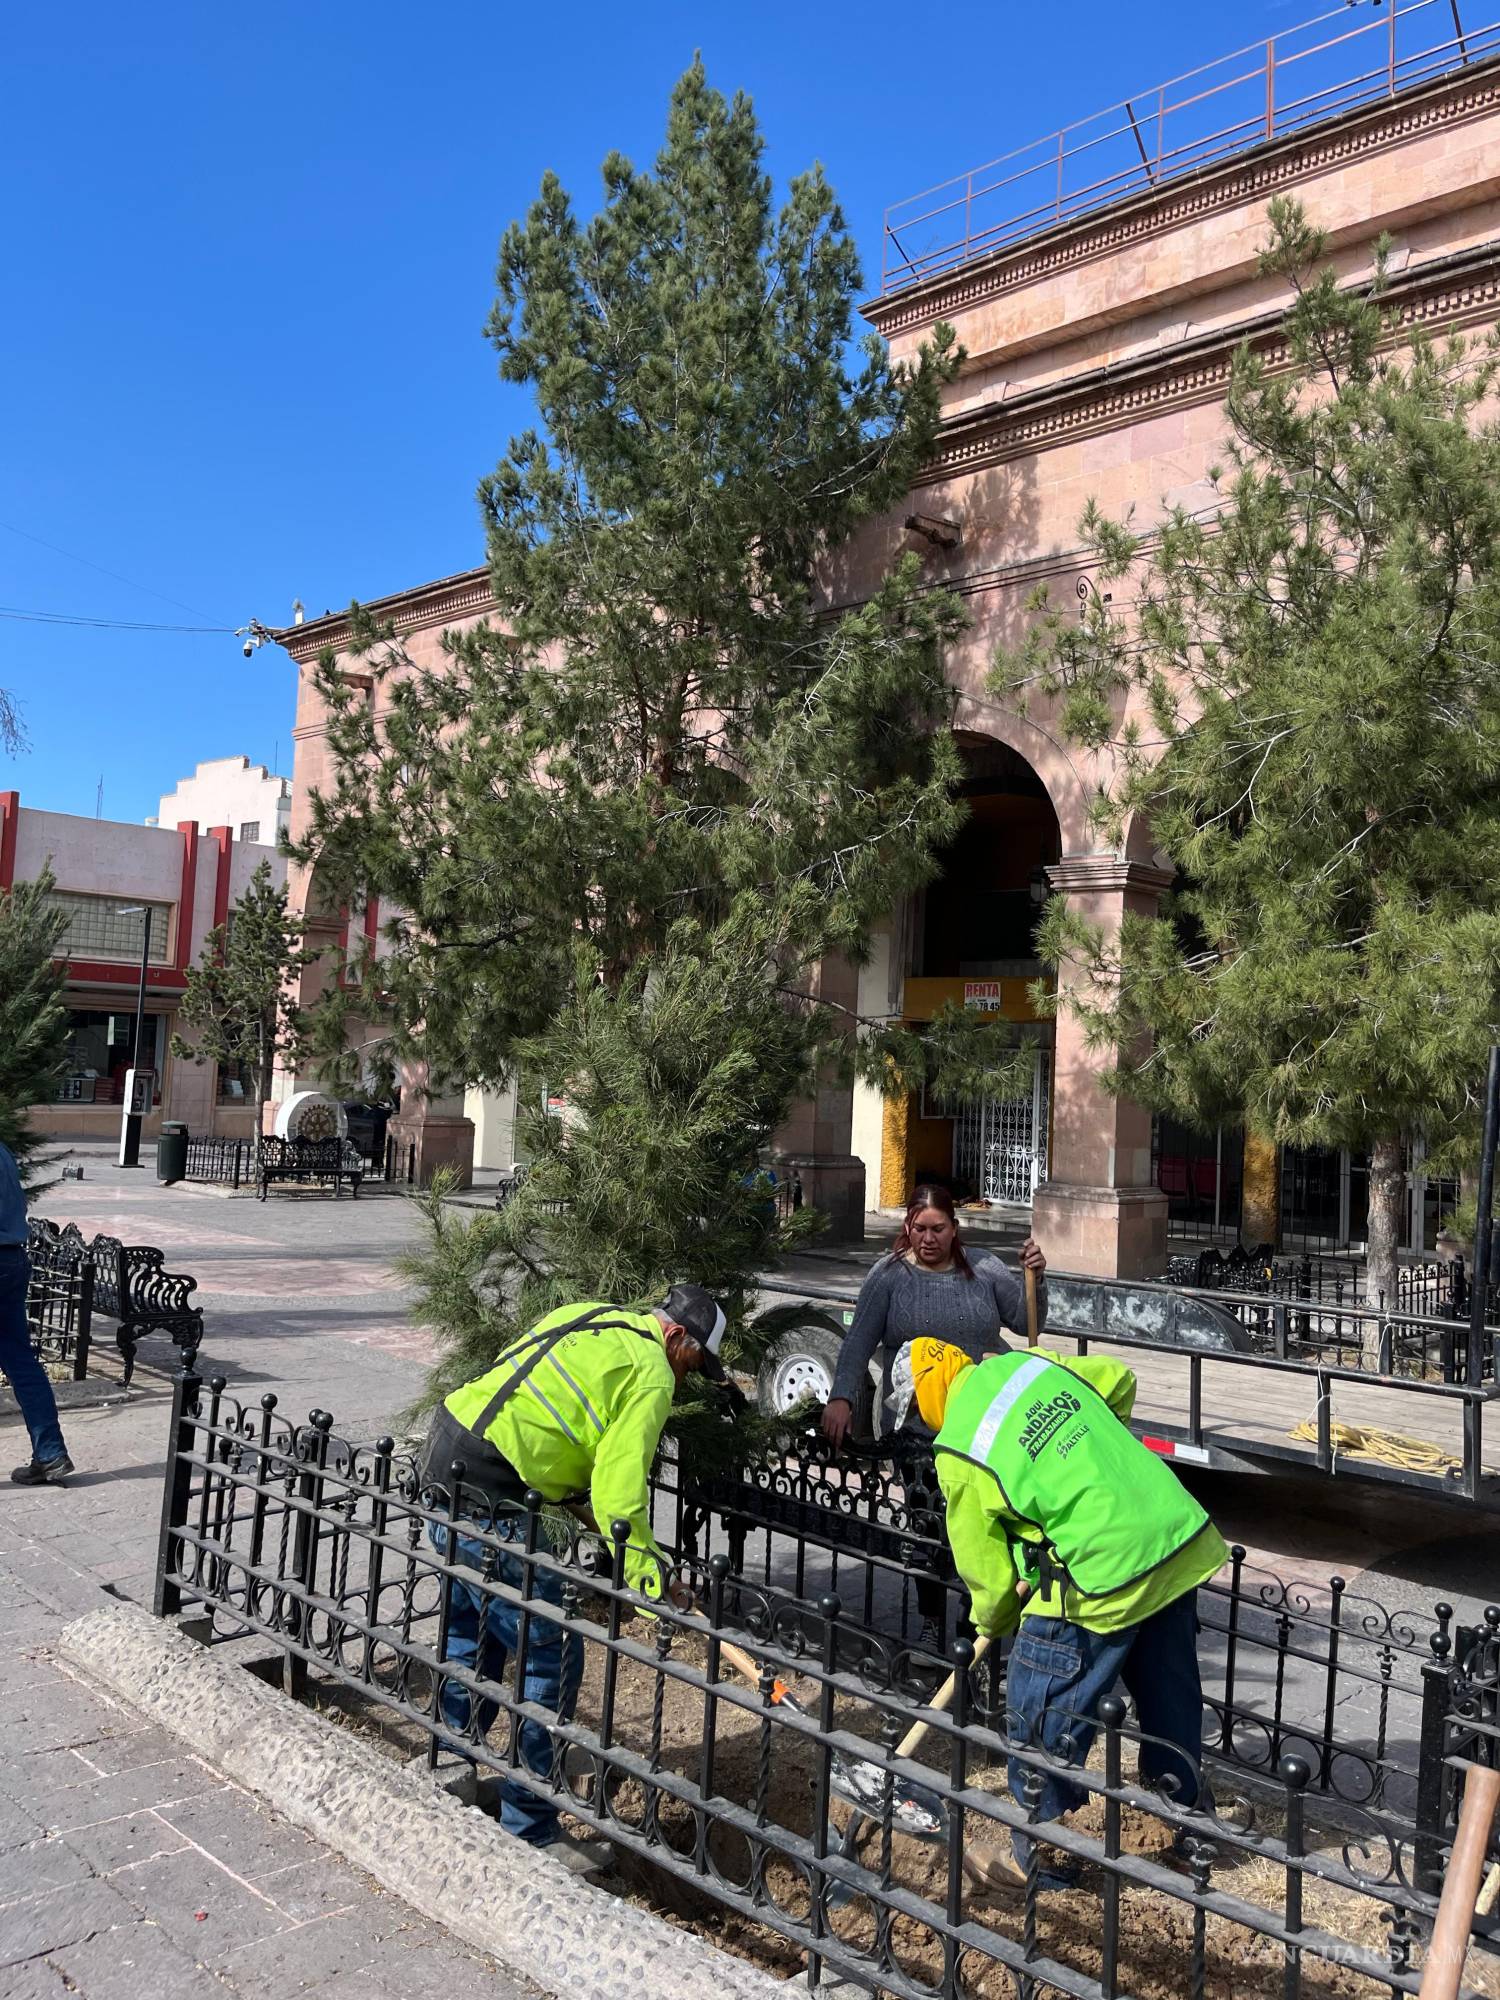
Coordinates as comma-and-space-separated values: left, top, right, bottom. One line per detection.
771, 1352, 833, 1412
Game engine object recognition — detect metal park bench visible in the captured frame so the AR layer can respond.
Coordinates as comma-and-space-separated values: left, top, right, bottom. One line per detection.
255, 1135, 365, 1202
26, 1219, 203, 1385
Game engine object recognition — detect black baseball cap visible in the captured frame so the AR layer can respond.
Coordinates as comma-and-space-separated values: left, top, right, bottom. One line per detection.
661, 1283, 729, 1380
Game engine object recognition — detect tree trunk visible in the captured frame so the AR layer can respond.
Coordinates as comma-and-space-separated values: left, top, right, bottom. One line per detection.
1365, 1134, 1405, 1368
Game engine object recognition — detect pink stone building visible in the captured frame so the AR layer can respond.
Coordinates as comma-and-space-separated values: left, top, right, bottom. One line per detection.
2, 791, 286, 1143
276, 6, 1500, 1271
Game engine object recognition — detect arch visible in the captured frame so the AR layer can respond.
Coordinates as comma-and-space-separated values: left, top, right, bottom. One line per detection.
950, 697, 1101, 857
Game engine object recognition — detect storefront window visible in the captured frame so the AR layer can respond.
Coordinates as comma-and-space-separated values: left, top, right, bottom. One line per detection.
54, 1011, 166, 1105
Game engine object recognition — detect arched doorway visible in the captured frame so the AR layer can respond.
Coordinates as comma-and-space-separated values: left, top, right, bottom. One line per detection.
859, 734, 1062, 1210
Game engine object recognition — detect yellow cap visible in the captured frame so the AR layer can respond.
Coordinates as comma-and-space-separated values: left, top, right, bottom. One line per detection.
911, 1338, 973, 1432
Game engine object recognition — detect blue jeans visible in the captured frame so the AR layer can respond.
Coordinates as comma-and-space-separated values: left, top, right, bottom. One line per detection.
427, 1517, 584, 1845
1006, 1591, 1205, 1886
0, 1249, 67, 1465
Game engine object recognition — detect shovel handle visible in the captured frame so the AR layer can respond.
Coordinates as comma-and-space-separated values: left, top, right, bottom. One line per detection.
1420, 1763, 1500, 2000
1025, 1265, 1040, 1347
719, 1640, 770, 1687
893, 1634, 993, 1760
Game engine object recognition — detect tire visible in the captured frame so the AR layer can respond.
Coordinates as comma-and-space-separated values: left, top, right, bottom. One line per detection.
756, 1321, 874, 1438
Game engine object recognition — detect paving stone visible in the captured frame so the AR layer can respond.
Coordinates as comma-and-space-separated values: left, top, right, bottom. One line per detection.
0, 1791, 47, 1855
0, 1746, 111, 1804
61, 1807, 190, 1875
0, 1832, 96, 1904
111, 1838, 298, 1952
51, 1916, 231, 2000
251, 1855, 361, 1924
159, 1790, 324, 1880
0, 1877, 139, 1967
0, 1957, 73, 2000
85, 1724, 213, 1776
206, 1912, 397, 1989
47, 1760, 225, 1829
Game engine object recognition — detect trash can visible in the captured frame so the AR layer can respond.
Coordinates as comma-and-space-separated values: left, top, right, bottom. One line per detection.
157, 1121, 190, 1185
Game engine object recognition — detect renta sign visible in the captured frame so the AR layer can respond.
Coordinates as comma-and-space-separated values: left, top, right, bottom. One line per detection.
963, 980, 1002, 1011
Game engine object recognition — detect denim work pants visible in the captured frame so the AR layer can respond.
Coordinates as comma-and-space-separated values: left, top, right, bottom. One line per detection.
428, 1517, 584, 1845
0, 1249, 67, 1466
1005, 1590, 1205, 1886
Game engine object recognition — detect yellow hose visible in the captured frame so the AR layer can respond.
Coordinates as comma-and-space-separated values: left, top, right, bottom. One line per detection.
1287, 1419, 1462, 1476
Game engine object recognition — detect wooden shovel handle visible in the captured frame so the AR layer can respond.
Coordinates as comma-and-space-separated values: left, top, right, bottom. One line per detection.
1419, 1764, 1500, 2000
1025, 1265, 1040, 1347
718, 1640, 766, 1686
893, 1635, 993, 1760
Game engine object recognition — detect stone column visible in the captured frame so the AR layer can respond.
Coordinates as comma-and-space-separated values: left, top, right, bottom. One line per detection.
1030, 855, 1174, 1279
389, 1060, 476, 1189
772, 955, 867, 1243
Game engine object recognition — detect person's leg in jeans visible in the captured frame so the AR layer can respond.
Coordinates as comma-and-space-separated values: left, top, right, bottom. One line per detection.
426, 1517, 583, 1845
1118, 1590, 1206, 1815
488, 1524, 584, 1845
1005, 1614, 1132, 1887
0, 1250, 69, 1473
428, 1521, 506, 1739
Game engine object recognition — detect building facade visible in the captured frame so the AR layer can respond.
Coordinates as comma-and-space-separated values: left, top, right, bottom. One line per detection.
275, 7, 1500, 1268
1, 791, 287, 1143
150, 756, 292, 846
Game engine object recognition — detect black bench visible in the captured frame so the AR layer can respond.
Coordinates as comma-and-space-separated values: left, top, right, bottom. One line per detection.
256, 1136, 365, 1201
26, 1220, 203, 1385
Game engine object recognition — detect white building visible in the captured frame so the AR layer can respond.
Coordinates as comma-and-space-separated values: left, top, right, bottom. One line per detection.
149, 757, 291, 847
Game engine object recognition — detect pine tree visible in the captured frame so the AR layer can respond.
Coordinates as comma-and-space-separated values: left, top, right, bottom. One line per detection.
295, 63, 1030, 1398
173, 861, 319, 1152
0, 869, 69, 1189
994, 200, 1500, 1339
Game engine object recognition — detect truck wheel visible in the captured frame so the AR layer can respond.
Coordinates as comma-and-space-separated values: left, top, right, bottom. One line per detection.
757, 1324, 873, 1437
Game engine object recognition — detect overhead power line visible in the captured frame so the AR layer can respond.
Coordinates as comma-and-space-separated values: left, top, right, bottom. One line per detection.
0, 516, 221, 621
0, 604, 234, 633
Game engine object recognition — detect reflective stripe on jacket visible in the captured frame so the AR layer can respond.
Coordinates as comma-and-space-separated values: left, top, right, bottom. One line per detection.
443, 1301, 675, 1600
934, 1350, 1227, 1636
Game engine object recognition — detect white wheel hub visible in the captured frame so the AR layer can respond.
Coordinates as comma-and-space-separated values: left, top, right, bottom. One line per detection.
771, 1351, 833, 1411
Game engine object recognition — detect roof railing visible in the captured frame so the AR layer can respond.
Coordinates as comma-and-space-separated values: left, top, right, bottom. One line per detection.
881, 0, 1500, 293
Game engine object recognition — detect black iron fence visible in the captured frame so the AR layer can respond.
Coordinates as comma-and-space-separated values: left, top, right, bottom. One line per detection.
24, 1224, 93, 1380
155, 1370, 1498, 2000
183, 1136, 253, 1188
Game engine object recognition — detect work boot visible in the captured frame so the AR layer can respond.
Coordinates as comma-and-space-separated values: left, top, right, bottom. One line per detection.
537, 1830, 614, 1878
11, 1454, 74, 1486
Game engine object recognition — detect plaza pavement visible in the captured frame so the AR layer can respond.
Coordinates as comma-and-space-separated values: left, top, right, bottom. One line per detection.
1, 1150, 530, 2000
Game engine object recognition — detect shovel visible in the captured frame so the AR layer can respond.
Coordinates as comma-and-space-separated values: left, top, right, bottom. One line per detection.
719, 1636, 1015, 1903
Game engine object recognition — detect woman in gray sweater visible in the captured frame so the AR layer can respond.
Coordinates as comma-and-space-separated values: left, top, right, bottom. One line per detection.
822, 1184, 1049, 1447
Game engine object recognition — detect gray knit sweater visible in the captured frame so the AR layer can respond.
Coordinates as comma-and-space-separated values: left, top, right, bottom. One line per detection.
829, 1249, 1046, 1430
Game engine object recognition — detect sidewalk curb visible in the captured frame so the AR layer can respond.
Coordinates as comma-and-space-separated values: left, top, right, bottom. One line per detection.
61, 1598, 784, 2000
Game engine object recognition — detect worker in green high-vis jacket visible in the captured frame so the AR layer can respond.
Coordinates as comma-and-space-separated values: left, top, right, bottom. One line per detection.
419, 1284, 734, 1876
911, 1338, 1227, 1890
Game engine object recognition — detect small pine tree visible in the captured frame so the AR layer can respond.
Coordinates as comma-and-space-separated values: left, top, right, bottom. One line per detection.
173, 861, 319, 1151
994, 199, 1500, 1338
0, 869, 69, 1190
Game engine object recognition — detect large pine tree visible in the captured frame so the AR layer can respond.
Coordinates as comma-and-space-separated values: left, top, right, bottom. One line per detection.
995, 200, 1500, 1336
297, 63, 1026, 1397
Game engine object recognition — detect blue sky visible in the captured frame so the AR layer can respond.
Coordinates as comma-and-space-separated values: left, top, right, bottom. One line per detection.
3, 0, 1301, 821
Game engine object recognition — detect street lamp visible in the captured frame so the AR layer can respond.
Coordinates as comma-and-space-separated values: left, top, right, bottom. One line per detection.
113, 904, 154, 1169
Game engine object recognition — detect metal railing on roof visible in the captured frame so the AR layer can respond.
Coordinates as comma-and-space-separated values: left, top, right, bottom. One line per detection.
881, 0, 1500, 293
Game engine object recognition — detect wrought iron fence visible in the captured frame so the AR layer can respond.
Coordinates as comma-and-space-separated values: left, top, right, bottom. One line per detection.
24, 1224, 93, 1380
155, 1371, 1497, 2000
881, 0, 1500, 290
184, 1136, 253, 1188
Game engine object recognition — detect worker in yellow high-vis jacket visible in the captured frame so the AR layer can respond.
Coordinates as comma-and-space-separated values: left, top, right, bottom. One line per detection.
911, 1338, 1227, 1890
420, 1284, 732, 1874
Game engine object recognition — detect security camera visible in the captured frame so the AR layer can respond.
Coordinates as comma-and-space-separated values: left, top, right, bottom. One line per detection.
243, 640, 254, 658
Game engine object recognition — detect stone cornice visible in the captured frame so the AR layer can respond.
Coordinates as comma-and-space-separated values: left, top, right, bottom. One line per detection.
1048, 855, 1175, 897
274, 565, 493, 662
913, 237, 1500, 488
865, 57, 1500, 339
